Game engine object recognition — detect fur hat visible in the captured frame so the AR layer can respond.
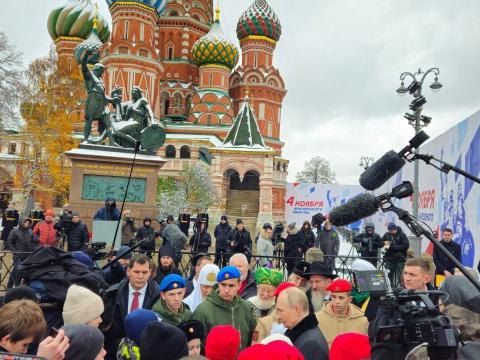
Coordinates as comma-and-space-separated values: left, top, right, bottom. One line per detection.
3, 285, 38, 304
62, 285, 104, 325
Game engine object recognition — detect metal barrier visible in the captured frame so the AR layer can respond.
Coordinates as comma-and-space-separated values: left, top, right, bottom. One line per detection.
0, 249, 404, 292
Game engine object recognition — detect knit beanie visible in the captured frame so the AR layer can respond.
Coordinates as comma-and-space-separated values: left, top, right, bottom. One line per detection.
71, 251, 94, 267
125, 309, 159, 345
140, 321, 188, 360
3, 285, 38, 304
205, 325, 241, 360
260, 333, 293, 346
63, 285, 104, 325
63, 324, 104, 360
329, 333, 371, 360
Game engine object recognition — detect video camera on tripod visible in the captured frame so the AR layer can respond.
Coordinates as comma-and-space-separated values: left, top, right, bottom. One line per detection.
353, 269, 459, 358
85, 241, 116, 261
272, 222, 285, 246
192, 213, 209, 232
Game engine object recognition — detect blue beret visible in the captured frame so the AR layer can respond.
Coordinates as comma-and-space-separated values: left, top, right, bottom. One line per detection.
217, 266, 241, 282
160, 274, 186, 292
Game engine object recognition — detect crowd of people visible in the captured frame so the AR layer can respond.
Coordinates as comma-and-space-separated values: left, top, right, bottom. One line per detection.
0, 200, 479, 359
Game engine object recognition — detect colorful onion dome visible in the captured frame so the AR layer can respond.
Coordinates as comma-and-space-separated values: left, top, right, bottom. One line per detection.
192, 14, 239, 70
106, 0, 167, 16
236, 0, 282, 42
48, 0, 110, 43
73, 19, 103, 64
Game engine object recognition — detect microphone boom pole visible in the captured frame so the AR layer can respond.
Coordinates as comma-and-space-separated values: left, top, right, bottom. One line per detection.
111, 141, 142, 251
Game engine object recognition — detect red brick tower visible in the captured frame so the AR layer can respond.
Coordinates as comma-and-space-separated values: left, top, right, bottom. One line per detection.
230, 0, 287, 155
102, 1, 164, 117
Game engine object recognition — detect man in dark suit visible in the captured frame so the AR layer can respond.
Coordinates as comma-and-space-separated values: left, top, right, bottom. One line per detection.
104, 253, 160, 359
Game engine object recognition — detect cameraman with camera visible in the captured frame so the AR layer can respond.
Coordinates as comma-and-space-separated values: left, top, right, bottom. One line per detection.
189, 221, 211, 254
353, 222, 383, 267
382, 222, 409, 286
257, 223, 274, 267
369, 258, 443, 359
226, 219, 252, 260
121, 210, 137, 246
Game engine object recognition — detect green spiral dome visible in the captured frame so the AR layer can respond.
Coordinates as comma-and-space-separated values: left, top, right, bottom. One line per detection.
47, 0, 110, 43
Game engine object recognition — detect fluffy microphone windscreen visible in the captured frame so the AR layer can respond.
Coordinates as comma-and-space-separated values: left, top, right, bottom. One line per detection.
359, 151, 406, 191
329, 193, 379, 226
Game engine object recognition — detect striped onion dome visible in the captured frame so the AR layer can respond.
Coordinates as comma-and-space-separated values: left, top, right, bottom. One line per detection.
236, 0, 281, 42
48, 0, 110, 43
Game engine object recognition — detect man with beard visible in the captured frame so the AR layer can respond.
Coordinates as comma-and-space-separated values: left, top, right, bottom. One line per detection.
248, 267, 283, 319
287, 261, 311, 293
316, 279, 368, 348
154, 245, 182, 284
278, 287, 329, 360
305, 261, 336, 313
94, 196, 120, 221
230, 253, 257, 300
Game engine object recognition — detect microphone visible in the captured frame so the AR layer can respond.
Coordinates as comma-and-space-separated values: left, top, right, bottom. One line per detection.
329, 193, 379, 226
359, 131, 430, 191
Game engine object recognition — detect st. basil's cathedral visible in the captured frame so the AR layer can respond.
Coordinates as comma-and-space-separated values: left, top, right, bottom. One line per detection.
7, 0, 289, 228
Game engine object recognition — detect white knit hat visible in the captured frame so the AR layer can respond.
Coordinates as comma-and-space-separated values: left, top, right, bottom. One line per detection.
62, 285, 104, 325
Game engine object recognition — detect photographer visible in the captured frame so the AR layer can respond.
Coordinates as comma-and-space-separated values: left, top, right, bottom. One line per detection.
93, 196, 120, 221
214, 215, 231, 266
189, 222, 211, 254
226, 219, 252, 259
353, 222, 383, 267
121, 210, 137, 246
65, 211, 89, 251
135, 217, 156, 256
382, 223, 409, 286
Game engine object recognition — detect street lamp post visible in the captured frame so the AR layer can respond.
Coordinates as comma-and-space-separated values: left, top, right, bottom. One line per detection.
396, 68, 443, 218
359, 156, 374, 170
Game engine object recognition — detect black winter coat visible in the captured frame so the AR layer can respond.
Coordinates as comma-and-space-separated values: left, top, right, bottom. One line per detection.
239, 271, 257, 300
353, 232, 383, 258
299, 229, 316, 251
284, 230, 303, 259
382, 227, 409, 261
189, 231, 212, 253
135, 225, 156, 251
107, 278, 160, 338
226, 229, 252, 254
214, 223, 232, 249
433, 240, 461, 274
285, 313, 329, 360
18, 246, 107, 302
6, 225, 37, 260
66, 221, 89, 251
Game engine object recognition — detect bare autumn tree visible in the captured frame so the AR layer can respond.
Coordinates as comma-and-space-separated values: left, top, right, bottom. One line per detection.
0, 32, 24, 130
296, 156, 336, 184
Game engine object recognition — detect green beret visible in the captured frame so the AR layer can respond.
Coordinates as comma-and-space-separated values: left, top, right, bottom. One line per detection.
254, 267, 283, 288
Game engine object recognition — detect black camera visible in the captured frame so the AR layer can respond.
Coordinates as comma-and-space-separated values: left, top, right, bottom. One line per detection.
193, 213, 209, 232
272, 223, 284, 246
125, 217, 135, 225
86, 241, 115, 261
311, 213, 326, 228
355, 270, 460, 358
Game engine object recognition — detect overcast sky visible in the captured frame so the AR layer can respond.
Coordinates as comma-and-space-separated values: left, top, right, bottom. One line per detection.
2, 0, 480, 184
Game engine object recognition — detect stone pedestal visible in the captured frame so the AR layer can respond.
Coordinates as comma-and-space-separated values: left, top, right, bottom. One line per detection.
65, 145, 165, 229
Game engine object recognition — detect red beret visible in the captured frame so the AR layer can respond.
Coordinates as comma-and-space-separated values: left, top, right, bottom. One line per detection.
238, 341, 304, 360
326, 279, 352, 293
274, 282, 296, 297
329, 333, 371, 360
